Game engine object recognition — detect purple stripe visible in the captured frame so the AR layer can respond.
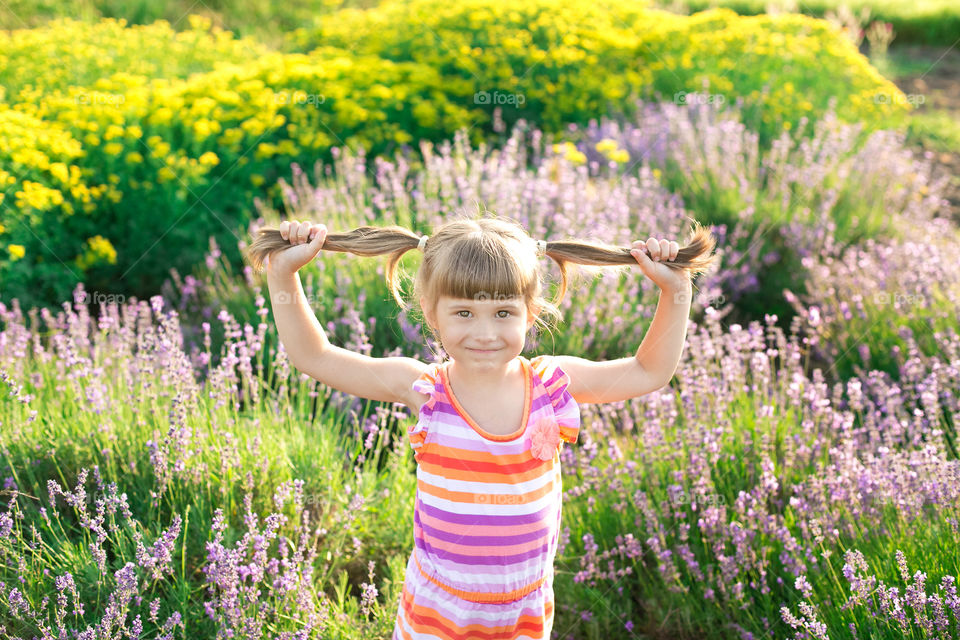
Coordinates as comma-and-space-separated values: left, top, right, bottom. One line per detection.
418, 499, 554, 525
417, 513, 550, 547
415, 536, 550, 565
543, 367, 566, 388
430, 393, 552, 421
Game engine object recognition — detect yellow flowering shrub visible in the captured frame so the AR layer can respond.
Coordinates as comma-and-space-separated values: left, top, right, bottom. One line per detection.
0, 16, 271, 103
0, 17, 474, 311
288, 0, 910, 147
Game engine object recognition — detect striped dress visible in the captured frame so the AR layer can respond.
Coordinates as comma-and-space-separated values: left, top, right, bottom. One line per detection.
393, 354, 581, 640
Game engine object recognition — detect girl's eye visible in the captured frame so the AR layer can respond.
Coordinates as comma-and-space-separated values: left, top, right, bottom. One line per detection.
455, 310, 512, 318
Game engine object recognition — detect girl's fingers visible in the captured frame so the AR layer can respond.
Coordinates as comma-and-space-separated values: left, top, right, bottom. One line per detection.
632, 237, 680, 261
645, 238, 658, 259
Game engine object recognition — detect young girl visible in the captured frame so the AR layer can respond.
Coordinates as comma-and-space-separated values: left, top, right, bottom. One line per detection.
245, 215, 716, 640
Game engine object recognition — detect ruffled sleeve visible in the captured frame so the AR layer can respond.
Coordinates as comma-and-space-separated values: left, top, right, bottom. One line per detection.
530, 355, 581, 444
408, 363, 441, 452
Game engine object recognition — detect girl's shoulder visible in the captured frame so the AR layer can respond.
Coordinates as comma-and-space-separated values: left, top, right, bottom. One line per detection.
528, 354, 571, 397
528, 354, 580, 443
406, 359, 445, 415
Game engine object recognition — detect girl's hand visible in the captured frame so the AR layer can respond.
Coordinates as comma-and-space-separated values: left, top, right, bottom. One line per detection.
267, 220, 328, 274
630, 237, 691, 292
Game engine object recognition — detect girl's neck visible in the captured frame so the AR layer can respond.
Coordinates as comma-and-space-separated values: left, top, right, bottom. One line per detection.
447, 356, 523, 393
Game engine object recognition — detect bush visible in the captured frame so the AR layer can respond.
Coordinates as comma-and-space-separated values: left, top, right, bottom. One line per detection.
0, 17, 472, 312
288, 0, 912, 148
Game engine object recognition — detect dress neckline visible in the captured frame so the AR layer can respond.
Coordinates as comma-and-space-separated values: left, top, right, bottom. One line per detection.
441, 356, 531, 442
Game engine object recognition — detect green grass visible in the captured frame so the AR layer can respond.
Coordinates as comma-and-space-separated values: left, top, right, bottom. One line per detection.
905, 110, 960, 154
0, 0, 380, 49
660, 0, 960, 46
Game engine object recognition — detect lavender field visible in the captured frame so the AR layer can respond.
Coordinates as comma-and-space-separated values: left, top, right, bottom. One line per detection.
2, 93, 959, 639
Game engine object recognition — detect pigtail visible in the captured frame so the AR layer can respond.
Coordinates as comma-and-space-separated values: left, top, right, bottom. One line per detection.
540, 219, 718, 306
243, 224, 423, 307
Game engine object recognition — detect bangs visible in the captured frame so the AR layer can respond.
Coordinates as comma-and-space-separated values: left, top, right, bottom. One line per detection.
432, 236, 530, 302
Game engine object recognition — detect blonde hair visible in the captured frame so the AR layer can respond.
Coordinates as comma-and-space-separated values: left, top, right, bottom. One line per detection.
244, 212, 718, 344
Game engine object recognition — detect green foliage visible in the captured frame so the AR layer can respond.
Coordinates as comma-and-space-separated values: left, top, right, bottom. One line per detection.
288, 0, 911, 149
677, 0, 960, 47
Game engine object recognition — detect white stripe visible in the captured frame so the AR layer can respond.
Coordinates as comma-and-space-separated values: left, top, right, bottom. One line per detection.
417, 465, 555, 494
423, 556, 553, 585
416, 483, 558, 515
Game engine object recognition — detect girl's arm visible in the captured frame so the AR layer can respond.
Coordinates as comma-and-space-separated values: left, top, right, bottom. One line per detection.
555, 279, 692, 404
267, 264, 427, 410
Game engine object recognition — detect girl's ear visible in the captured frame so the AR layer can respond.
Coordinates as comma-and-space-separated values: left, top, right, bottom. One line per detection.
526, 304, 541, 330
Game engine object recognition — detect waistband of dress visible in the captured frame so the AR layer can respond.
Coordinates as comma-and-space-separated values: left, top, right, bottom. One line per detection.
413, 550, 546, 604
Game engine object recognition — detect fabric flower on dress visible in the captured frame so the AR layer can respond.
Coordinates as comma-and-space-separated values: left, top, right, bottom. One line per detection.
529, 417, 561, 461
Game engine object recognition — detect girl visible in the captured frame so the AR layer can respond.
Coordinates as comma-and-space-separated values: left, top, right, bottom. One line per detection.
245, 215, 716, 640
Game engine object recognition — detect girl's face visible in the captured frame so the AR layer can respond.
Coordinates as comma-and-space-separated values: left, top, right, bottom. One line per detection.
422, 295, 538, 368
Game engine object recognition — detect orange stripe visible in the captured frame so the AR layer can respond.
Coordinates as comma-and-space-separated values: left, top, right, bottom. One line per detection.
558, 424, 578, 444
417, 451, 553, 484
412, 550, 547, 605
417, 472, 556, 506
427, 441, 539, 464
398, 584, 554, 640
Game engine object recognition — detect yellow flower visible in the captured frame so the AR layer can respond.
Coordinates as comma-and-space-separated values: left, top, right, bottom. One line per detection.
566, 149, 586, 165
75, 235, 117, 269
157, 167, 177, 183
250, 174, 265, 187
49, 163, 70, 184
276, 139, 298, 156
126, 151, 144, 164
149, 107, 174, 126
254, 142, 278, 160
0, 223, 5, 233
89, 235, 117, 264
8, 244, 25, 261
150, 140, 171, 158
104, 124, 125, 140
610, 149, 629, 163
188, 14, 212, 32
595, 138, 618, 154
198, 151, 219, 166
